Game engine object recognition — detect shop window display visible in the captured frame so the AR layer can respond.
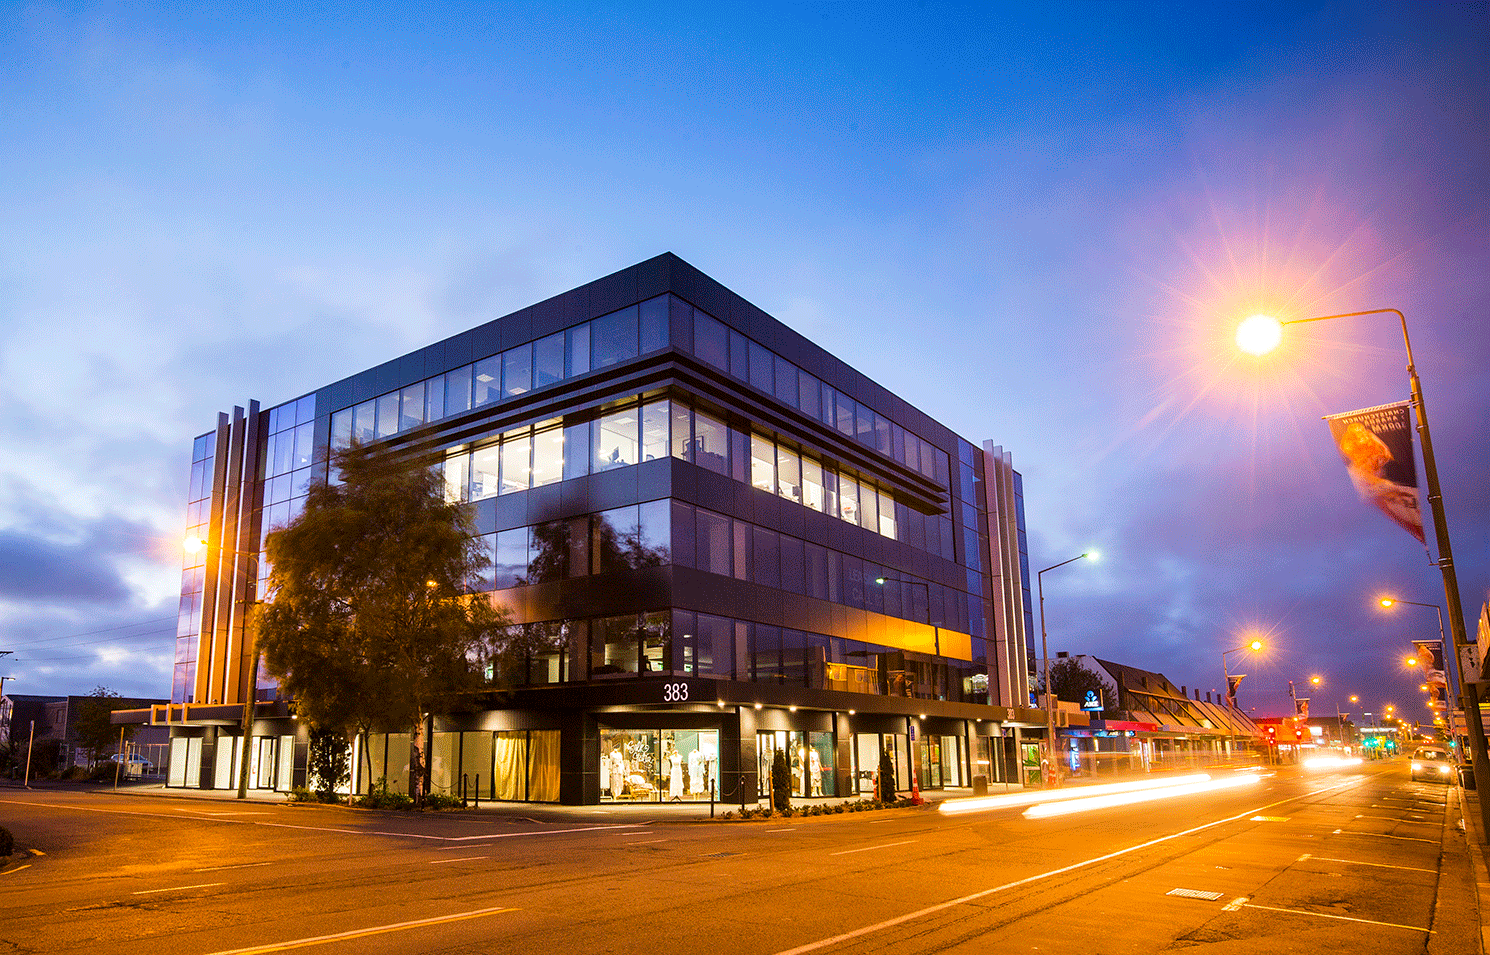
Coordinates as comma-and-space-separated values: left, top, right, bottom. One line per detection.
601, 728, 718, 802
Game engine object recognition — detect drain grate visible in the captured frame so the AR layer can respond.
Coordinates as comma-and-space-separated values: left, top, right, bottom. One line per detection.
1166, 888, 1224, 901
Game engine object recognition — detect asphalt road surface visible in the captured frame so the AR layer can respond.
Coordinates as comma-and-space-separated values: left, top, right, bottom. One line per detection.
0, 759, 1476, 955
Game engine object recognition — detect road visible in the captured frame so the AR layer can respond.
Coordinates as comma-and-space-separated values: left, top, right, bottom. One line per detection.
0, 760, 1476, 954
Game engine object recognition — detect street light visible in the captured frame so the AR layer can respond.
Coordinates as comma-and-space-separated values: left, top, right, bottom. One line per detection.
187, 535, 263, 800
1221, 638, 1263, 708
1237, 307, 1489, 823
1037, 550, 1098, 787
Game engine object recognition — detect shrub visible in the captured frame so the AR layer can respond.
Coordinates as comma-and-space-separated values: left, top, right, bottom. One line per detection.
306, 730, 350, 801
770, 748, 791, 811
0, 825, 12, 857
357, 777, 414, 810
878, 749, 897, 803
423, 792, 462, 811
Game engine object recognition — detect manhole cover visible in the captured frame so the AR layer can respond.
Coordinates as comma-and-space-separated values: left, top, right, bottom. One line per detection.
1166, 888, 1224, 901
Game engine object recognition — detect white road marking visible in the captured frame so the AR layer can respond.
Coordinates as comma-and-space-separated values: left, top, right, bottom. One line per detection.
626, 839, 665, 846
429, 856, 488, 864
1, 864, 32, 876
769, 778, 1362, 955
132, 882, 224, 895
766, 828, 798, 832
1222, 896, 1248, 912
1335, 831, 1437, 843
1239, 901, 1431, 933
194, 862, 274, 872
1353, 815, 1437, 825
1308, 856, 1435, 874
202, 905, 518, 954
830, 840, 916, 856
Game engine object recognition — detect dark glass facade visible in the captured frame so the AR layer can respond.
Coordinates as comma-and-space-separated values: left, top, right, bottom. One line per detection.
167, 254, 1042, 803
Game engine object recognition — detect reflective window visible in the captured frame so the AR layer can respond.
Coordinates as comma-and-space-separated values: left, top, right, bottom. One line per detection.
566, 323, 591, 377
474, 356, 502, 407
376, 392, 399, 439
425, 375, 445, 422
596, 615, 638, 675
500, 432, 531, 493
838, 475, 859, 525
400, 384, 424, 432
563, 421, 590, 481
748, 341, 773, 393
532, 427, 563, 487
805, 542, 829, 600
698, 613, 733, 679
693, 410, 728, 475
779, 536, 805, 596
878, 491, 897, 540
494, 528, 529, 588
751, 434, 775, 493
834, 393, 855, 436
292, 422, 314, 469
444, 452, 469, 503
729, 330, 749, 381
592, 305, 638, 369
733, 521, 750, 582
752, 527, 780, 588
641, 400, 670, 462
861, 484, 878, 535
798, 370, 820, 419
534, 332, 565, 388
696, 508, 731, 576
774, 355, 798, 407
641, 611, 671, 672
446, 364, 473, 416
640, 295, 669, 353
637, 499, 670, 566
503, 343, 532, 398
753, 625, 781, 683
470, 445, 500, 501
595, 409, 638, 471
471, 533, 496, 592
331, 409, 353, 450
695, 312, 728, 370
593, 505, 639, 574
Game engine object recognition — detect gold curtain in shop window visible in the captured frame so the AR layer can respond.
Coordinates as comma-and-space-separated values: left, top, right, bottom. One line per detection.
527, 730, 560, 802
493, 731, 526, 801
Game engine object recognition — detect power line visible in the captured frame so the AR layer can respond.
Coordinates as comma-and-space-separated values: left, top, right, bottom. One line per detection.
4, 615, 177, 649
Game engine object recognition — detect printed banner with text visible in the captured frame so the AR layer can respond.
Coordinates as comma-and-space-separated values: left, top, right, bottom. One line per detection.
1324, 401, 1425, 544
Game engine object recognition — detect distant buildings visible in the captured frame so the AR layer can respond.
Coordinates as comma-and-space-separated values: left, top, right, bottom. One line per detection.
4, 693, 168, 773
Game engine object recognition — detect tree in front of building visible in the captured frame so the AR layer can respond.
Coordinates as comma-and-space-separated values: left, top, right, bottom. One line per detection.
75, 686, 133, 767
257, 442, 508, 806
1044, 659, 1112, 715
770, 747, 791, 810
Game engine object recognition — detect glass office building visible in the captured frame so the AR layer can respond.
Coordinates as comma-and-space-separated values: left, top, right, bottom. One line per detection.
151, 254, 1044, 803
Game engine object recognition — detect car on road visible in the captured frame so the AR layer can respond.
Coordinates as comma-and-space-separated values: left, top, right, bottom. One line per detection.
1409, 746, 1455, 783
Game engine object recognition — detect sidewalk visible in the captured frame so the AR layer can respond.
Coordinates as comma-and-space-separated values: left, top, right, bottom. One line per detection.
1454, 784, 1490, 954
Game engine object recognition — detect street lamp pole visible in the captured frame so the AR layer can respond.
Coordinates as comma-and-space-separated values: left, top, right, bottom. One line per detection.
1242, 308, 1490, 824
1380, 597, 1459, 744
1037, 552, 1096, 788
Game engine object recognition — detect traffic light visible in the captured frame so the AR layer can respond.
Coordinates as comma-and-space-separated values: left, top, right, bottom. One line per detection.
1265, 725, 1277, 744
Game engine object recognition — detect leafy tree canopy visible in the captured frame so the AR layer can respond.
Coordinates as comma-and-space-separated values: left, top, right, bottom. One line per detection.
75, 686, 132, 765
257, 442, 508, 752
1045, 659, 1112, 714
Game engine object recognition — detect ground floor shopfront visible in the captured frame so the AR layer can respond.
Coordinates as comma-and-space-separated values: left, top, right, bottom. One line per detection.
128, 678, 1050, 805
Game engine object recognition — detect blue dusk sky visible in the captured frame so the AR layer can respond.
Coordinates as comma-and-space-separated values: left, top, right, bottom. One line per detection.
1, 2, 1485, 723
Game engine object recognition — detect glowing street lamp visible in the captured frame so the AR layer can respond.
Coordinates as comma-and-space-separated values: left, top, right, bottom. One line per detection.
1221, 637, 1263, 708
1038, 550, 1099, 787
1237, 306, 1489, 822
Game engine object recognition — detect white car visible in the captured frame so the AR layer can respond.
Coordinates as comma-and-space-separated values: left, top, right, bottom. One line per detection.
1409, 747, 1454, 783
109, 754, 155, 774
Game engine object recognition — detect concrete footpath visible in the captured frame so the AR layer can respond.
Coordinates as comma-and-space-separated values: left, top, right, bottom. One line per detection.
1453, 784, 1490, 954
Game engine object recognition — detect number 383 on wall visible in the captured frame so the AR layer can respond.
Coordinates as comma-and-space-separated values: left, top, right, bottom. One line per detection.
663, 682, 690, 702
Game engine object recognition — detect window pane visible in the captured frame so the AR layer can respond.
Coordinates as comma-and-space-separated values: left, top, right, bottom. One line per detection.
641, 611, 670, 673
752, 527, 780, 588
426, 375, 445, 422
445, 451, 469, 503
748, 341, 773, 393
753, 625, 781, 683
671, 402, 691, 461
801, 457, 823, 511
331, 409, 353, 450
500, 433, 531, 493
400, 384, 424, 431
503, 343, 532, 398
563, 421, 590, 480
805, 542, 828, 600
640, 296, 669, 352
534, 332, 564, 388
694, 410, 728, 475
834, 393, 855, 436
751, 435, 775, 493
696, 509, 731, 576
878, 491, 897, 540
494, 528, 528, 588
774, 355, 798, 407
592, 305, 638, 369
694, 311, 728, 369
905, 432, 921, 474
293, 422, 314, 469
532, 427, 563, 487
860, 484, 878, 534
798, 371, 820, 419
597, 615, 639, 675
376, 392, 399, 438
819, 384, 837, 427
670, 500, 695, 568
352, 399, 376, 446
733, 521, 750, 582
595, 409, 639, 471
838, 475, 859, 525
641, 400, 670, 463
471, 533, 496, 592
776, 446, 801, 505
781, 629, 807, 686
637, 499, 671, 566
873, 412, 891, 455
855, 403, 874, 445
698, 614, 733, 679
729, 330, 749, 381
567, 323, 591, 377
474, 356, 502, 407
823, 469, 839, 520
446, 364, 473, 416
470, 445, 500, 501
593, 505, 640, 574
779, 535, 805, 595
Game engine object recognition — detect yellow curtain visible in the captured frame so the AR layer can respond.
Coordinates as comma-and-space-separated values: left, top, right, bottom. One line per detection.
527, 730, 561, 802
493, 731, 526, 800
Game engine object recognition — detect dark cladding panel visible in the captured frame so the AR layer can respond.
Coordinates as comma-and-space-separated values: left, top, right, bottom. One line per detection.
444, 331, 475, 370
634, 254, 669, 301
588, 269, 636, 317
320, 380, 352, 416
372, 359, 401, 395
470, 321, 502, 361
635, 457, 672, 502
499, 307, 534, 351
531, 295, 566, 340
588, 466, 639, 511
349, 370, 377, 404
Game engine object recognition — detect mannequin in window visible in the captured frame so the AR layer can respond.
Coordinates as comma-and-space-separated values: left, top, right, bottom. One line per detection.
667, 743, 684, 801
688, 747, 704, 796
809, 746, 823, 797
608, 747, 626, 800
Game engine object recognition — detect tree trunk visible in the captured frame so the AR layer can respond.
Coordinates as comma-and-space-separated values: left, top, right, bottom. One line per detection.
410, 719, 425, 807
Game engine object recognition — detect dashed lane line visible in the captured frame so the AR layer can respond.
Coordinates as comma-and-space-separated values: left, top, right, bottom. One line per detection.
829, 841, 916, 856
201, 905, 519, 955
194, 862, 275, 873
1306, 856, 1435, 874
132, 882, 225, 895
1236, 901, 1431, 933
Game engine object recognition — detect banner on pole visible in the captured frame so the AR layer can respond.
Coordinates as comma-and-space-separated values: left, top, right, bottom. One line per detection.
1324, 401, 1425, 545
1414, 640, 1447, 686
1227, 674, 1245, 708
1295, 698, 1310, 719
